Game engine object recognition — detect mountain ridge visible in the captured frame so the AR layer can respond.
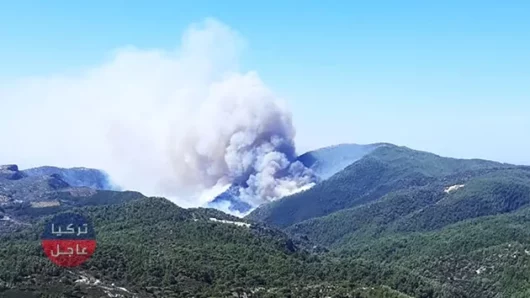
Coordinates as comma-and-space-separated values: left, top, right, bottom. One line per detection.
246, 144, 517, 227
208, 143, 382, 214
3, 143, 530, 297
22, 166, 117, 191
0, 193, 442, 297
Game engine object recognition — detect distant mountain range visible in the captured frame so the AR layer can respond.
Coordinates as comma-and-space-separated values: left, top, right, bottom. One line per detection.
3, 143, 530, 297
296, 143, 384, 180
22, 166, 117, 191
0, 164, 138, 234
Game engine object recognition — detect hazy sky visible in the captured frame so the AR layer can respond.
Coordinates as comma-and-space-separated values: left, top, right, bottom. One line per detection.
1, 1, 529, 166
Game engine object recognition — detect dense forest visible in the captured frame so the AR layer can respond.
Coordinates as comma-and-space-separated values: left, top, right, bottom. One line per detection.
1, 195, 444, 297
2, 145, 530, 297
249, 146, 530, 297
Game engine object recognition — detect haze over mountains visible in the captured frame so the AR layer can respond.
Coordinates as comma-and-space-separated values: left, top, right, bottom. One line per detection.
23, 166, 117, 191
209, 143, 383, 215
2, 142, 530, 297
1, 20, 323, 213
2, 143, 384, 216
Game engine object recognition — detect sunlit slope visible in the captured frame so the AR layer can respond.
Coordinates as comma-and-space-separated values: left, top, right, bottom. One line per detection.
0, 196, 448, 298
247, 145, 514, 228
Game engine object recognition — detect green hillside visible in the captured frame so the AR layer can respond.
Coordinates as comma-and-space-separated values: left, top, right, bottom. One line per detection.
246, 145, 530, 297
280, 169, 530, 297
3, 145, 530, 297
286, 169, 530, 247
336, 207, 530, 298
0, 194, 448, 298
247, 145, 514, 228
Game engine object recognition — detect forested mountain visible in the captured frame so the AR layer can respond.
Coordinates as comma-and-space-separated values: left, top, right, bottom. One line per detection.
279, 168, 530, 297
2, 143, 530, 297
0, 166, 442, 297
246, 145, 515, 228
0, 194, 443, 298
245, 145, 530, 297
286, 168, 530, 246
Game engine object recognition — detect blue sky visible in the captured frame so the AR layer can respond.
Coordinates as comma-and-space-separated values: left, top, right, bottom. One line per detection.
1, 1, 529, 165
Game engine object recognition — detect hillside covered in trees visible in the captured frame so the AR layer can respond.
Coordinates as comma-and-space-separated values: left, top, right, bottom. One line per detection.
248, 145, 530, 297
3, 144, 530, 297
1, 194, 442, 298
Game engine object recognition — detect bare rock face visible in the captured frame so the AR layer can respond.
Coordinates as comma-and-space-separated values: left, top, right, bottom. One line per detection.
23, 166, 116, 190
47, 173, 70, 189
0, 165, 26, 180
0, 164, 120, 205
0, 165, 19, 172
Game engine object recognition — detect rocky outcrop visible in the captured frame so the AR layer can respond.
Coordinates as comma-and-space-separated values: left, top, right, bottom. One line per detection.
0, 165, 19, 172
23, 166, 116, 190
0, 164, 27, 180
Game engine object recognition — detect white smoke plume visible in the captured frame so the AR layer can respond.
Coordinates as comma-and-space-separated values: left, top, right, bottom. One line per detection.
0, 18, 315, 211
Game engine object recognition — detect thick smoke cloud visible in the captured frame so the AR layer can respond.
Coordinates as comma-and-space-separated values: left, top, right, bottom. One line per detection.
0, 19, 315, 211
